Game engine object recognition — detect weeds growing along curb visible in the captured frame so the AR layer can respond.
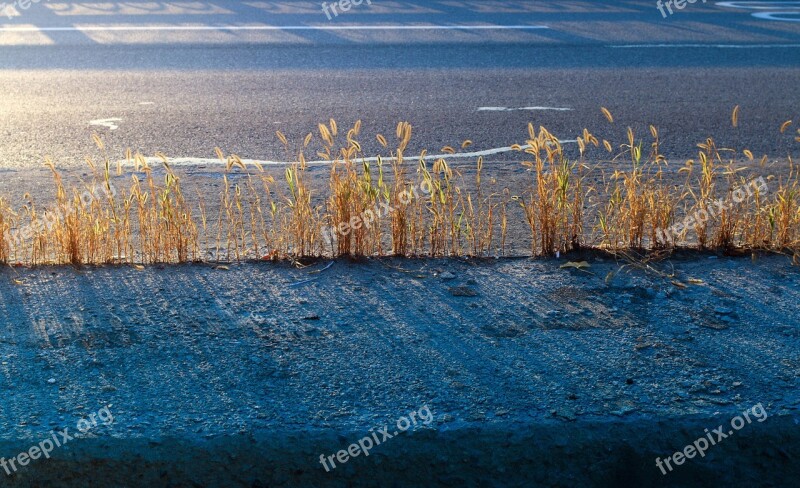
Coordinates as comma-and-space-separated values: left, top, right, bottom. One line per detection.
1, 109, 799, 266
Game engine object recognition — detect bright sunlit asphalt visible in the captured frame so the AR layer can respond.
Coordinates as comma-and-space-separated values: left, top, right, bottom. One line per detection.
0, 0, 799, 168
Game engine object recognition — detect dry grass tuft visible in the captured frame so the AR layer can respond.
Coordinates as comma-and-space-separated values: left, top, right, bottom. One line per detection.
1, 114, 799, 266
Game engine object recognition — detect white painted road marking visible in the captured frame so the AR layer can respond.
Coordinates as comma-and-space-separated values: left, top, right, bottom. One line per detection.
0, 24, 550, 33
128, 142, 579, 168
90, 118, 122, 130
478, 107, 573, 112
610, 43, 800, 48
752, 11, 800, 20
716, 1, 800, 9
716, 1, 800, 21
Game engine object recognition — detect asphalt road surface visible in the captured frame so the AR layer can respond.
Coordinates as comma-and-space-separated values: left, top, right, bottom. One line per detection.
1, 256, 798, 486
0, 0, 799, 169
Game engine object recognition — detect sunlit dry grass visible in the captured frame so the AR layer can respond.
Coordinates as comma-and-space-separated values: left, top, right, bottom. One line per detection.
1, 108, 798, 266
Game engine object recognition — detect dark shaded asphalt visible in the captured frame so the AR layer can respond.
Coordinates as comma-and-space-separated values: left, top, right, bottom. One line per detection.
0, 256, 798, 486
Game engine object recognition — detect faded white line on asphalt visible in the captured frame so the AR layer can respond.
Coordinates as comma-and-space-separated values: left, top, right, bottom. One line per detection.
129, 142, 578, 168
751, 11, 800, 20
90, 118, 122, 130
610, 43, 800, 48
0, 24, 550, 33
478, 107, 573, 112
715, 1, 800, 9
